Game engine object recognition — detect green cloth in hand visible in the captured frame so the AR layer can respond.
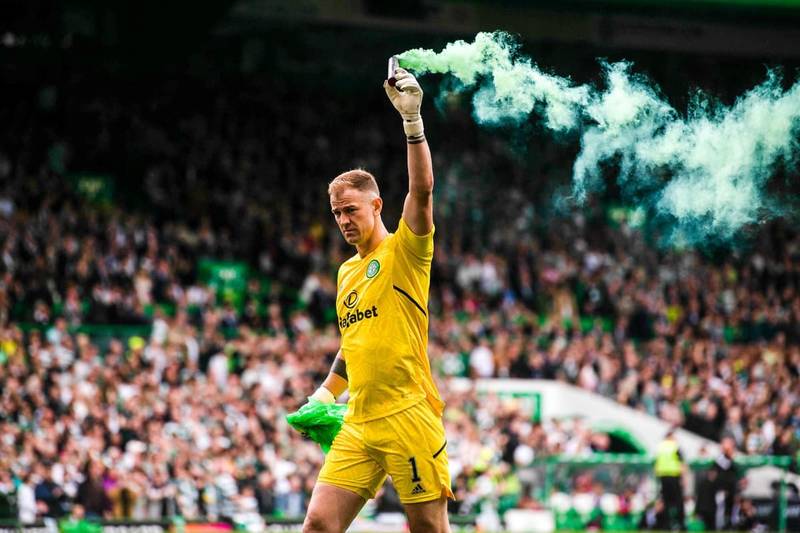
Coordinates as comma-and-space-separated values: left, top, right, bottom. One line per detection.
286, 400, 347, 453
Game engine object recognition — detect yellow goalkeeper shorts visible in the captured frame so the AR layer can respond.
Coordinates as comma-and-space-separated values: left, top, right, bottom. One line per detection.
317, 400, 453, 504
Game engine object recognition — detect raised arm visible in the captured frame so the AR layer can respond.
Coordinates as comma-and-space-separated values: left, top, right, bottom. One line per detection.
384, 68, 433, 235
309, 350, 348, 403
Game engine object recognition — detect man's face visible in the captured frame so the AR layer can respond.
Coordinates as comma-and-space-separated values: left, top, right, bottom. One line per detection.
721, 437, 735, 455
330, 187, 380, 247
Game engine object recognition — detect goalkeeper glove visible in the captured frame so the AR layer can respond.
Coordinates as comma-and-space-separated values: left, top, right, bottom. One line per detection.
383, 68, 424, 140
309, 385, 336, 404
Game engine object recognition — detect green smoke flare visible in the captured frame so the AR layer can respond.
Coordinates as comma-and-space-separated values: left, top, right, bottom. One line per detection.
397, 32, 800, 244
399, 32, 589, 131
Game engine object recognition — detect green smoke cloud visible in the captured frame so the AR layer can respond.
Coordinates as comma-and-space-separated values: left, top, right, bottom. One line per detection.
397, 32, 800, 244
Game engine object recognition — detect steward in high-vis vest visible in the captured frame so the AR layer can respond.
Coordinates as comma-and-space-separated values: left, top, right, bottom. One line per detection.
654, 429, 685, 530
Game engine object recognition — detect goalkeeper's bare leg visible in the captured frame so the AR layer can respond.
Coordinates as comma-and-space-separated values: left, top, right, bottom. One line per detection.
302, 483, 365, 533
405, 495, 451, 533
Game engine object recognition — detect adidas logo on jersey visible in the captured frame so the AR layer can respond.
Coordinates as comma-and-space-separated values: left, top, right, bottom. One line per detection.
411, 484, 426, 495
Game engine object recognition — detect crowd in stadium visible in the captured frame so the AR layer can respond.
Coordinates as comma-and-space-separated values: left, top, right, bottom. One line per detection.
1, 306, 606, 523
1, 68, 799, 529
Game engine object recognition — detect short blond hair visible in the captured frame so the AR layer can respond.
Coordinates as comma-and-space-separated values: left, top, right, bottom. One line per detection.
328, 169, 380, 196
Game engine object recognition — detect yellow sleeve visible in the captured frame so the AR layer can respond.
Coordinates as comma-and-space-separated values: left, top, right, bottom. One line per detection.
396, 218, 434, 262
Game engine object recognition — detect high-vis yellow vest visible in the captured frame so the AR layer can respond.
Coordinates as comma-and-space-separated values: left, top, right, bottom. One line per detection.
336, 219, 444, 423
654, 439, 682, 477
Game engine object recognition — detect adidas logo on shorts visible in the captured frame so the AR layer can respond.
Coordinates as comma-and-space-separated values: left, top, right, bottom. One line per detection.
411, 484, 426, 495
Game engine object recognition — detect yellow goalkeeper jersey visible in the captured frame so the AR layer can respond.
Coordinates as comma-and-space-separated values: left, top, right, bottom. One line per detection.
336, 218, 444, 423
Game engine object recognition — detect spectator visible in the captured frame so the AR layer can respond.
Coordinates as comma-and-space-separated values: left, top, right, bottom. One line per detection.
276, 475, 306, 518
33, 464, 67, 518
254, 471, 276, 517
16, 473, 36, 524
732, 497, 762, 531
60, 505, 102, 533
76, 462, 112, 519
146, 469, 176, 519
712, 436, 741, 530
695, 468, 718, 531
639, 498, 669, 531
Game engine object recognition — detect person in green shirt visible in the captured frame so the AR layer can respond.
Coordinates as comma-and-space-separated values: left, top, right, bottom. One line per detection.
59, 504, 102, 533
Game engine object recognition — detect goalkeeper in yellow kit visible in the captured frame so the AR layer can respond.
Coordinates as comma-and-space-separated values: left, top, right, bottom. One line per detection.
301, 68, 452, 533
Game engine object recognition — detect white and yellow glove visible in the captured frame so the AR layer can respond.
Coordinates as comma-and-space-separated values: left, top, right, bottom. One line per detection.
383, 67, 425, 142
309, 385, 335, 404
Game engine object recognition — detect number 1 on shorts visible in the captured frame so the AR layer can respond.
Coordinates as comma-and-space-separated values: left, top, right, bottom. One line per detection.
408, 457, 421, 482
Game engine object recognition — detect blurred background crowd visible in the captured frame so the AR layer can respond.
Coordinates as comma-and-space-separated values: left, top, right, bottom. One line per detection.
2, 0, 800, 529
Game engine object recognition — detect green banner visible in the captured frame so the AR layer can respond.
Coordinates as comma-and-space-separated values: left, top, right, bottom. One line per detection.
69, 173, 114, 205
198, 260, 249, 307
